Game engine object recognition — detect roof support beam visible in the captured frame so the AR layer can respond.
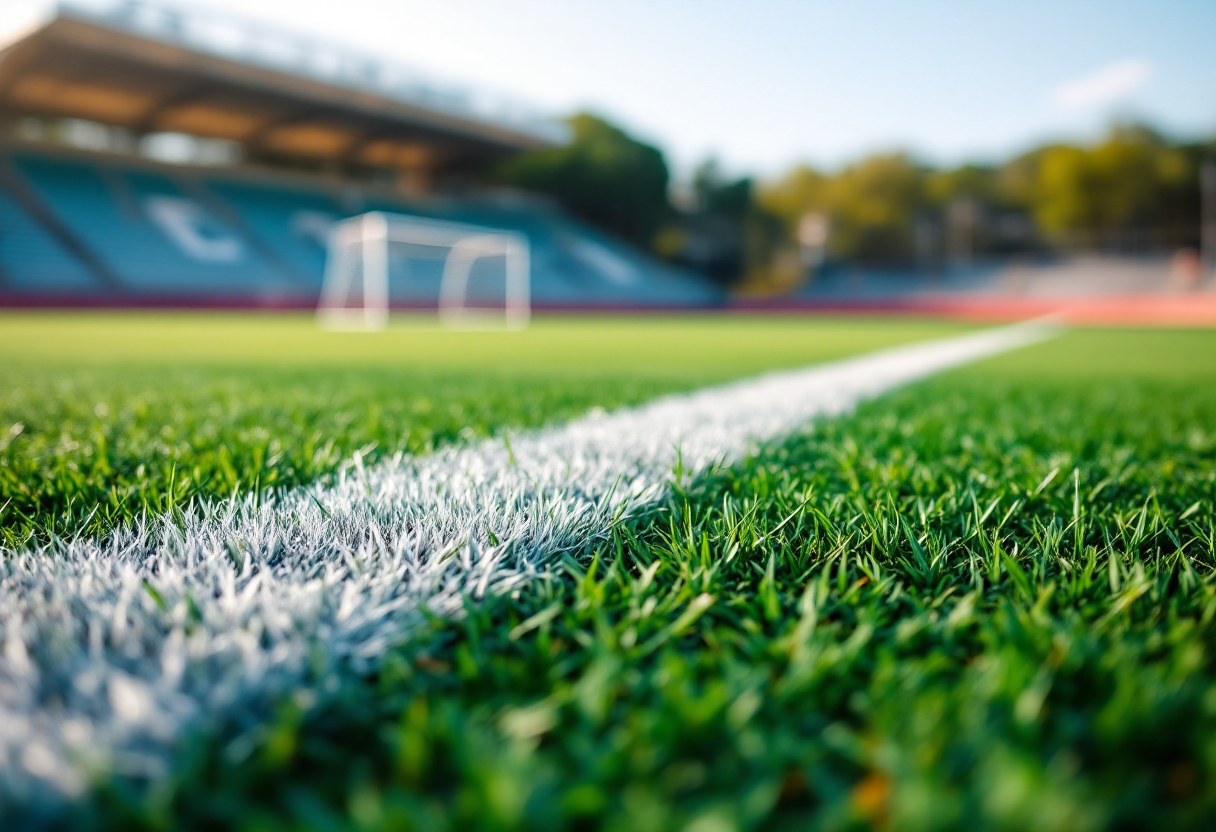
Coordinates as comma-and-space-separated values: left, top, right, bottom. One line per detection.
129, 82, 217, 134
240, 106, 324, 154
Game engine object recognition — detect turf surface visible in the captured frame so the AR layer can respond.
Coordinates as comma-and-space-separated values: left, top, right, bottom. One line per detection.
0, 313, 967, 546
4, 319, 1215, 831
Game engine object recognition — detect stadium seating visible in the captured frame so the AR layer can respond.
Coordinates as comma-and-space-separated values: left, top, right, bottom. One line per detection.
0, 147, 720, 309
9, 153, 306, 297
0, 182, 101, 295
205, 179, 347, 294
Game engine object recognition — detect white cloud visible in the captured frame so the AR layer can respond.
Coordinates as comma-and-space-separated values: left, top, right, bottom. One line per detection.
1052, 59, 1153, 111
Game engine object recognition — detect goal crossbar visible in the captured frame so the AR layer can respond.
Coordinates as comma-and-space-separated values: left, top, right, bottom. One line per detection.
318, 211, 531, 331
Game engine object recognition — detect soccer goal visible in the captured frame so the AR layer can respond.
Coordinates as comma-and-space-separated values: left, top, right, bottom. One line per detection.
317, 211, 531, 331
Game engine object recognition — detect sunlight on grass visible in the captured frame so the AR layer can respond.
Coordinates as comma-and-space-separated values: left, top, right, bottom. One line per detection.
75, 326, 1216, 831
0, 312, 967, 544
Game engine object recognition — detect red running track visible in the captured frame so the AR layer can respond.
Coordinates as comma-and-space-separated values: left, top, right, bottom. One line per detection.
4, 292, 1216, 326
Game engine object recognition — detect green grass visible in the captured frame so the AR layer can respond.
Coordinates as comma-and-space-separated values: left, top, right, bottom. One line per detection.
0, 312, 968, 546
74, 327, 1216, 832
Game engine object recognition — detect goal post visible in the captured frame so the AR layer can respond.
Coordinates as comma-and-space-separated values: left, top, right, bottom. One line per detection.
317, 211, 531, 331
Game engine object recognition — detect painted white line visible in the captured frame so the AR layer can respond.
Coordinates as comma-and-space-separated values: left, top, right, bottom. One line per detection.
0, 321, 1055, 802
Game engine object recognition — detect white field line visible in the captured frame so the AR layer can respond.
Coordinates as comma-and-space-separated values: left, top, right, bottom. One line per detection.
0, 321, 1055, 801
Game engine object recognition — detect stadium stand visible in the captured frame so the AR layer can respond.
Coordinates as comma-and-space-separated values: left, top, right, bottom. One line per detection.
0, 169, 102, 295
0, 144, 720, 308
0, 2, 719, 310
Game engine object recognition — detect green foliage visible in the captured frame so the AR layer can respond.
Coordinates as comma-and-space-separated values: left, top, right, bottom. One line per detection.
759, 153, 929, 263
759, 123, 1210, 264
926, 164, 1002, 209
1029, 125, 1198, 242
755, 165, 828, 227
495, 114, 670, 246
0, 313, 965, 545
496, 116, 1207, 276
821, 154, 928, 262
72, 328, 1216, 831
669, 160, 786, 286
692, 160, 754, 219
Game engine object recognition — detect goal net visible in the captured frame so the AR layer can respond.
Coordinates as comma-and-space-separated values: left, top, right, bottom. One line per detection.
317, 212, 531, 331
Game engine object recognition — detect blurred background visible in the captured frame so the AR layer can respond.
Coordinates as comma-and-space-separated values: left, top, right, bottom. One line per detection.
0, 0, 1214, 321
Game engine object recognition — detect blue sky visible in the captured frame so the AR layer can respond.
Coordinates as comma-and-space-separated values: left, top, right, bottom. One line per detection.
3, 0, 1214, 176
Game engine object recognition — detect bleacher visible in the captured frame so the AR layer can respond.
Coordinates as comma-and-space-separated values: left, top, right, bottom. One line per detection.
0, 1, 720, 311
0, 177, 100, 295
0, 146, 719, 309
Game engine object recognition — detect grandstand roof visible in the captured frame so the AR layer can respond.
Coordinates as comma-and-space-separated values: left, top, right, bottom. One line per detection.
0, 1, 568, 171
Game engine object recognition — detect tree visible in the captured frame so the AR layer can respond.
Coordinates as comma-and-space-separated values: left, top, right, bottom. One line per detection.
759, 153, 928, 263
494, 113, 670, 247
1029, 124, 1196, 246
926, 164, 999, 208
758, 123, 1209, 266
691, 159, 752, 218
663, 159, 786, 287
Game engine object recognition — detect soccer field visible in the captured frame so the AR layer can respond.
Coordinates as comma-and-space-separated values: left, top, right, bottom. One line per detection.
2, 314, 1215, 831
0, 313, 972, 546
